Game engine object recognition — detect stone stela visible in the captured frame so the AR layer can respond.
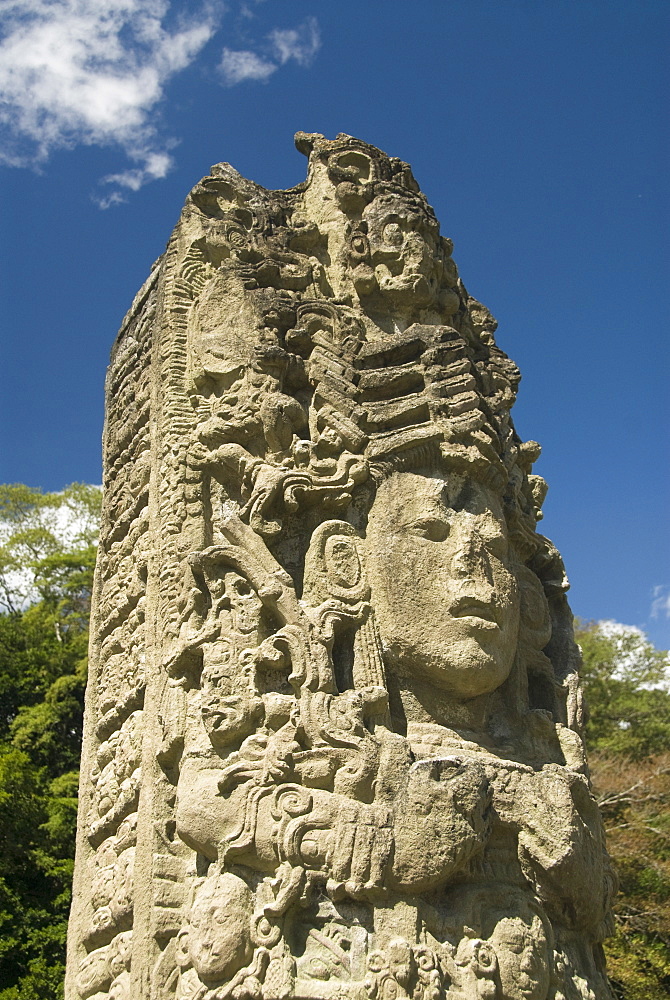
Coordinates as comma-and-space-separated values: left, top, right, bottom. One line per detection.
66, 134, 615, 1000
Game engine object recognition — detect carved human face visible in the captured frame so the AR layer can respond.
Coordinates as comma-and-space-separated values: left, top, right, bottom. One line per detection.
186, 873, 253, 984
488, 914, 551, 1000
364, 470, 520, 698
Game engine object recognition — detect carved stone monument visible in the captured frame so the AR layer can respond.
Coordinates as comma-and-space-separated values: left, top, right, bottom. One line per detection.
66, 134, 615, 1000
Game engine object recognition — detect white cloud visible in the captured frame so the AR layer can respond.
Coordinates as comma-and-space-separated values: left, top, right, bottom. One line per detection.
597, 619, 645, 642
220, 15, 320, 85
0, 0, 219, 203
97, 150, 174, 208
651, 585, 670, 620
220, 47, 276, 85
269, 17, 320, 67
0, 3, 322, 203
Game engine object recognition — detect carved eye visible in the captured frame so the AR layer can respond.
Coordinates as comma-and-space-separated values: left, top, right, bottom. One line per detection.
410, 518, 450, 542
504, 935, 526, 955
350, 235, 368, 256
383, 222, 403, 247
484, 529, 508, 558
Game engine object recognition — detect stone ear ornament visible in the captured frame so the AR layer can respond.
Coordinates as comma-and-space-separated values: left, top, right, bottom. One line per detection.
66, 134, 615, 1000
303, 519, 369, 608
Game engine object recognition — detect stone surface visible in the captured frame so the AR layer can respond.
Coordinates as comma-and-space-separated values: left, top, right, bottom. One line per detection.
66, 133, 615, 1000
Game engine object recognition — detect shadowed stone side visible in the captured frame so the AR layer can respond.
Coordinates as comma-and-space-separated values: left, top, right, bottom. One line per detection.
66, 133, 615, 1000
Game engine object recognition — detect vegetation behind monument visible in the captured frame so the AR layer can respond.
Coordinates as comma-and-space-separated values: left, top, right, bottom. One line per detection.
0, 484, 99, 999
0, 484, 667, 998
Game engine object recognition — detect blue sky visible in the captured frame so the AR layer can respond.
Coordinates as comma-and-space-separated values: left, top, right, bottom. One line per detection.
0, 0, 668, 647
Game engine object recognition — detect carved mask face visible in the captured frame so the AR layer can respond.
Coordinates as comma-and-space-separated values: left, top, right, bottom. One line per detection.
364, 470, 520, 698
488, 914, 551, 1000
187, 874, 253, 984
363, 197, 441, 306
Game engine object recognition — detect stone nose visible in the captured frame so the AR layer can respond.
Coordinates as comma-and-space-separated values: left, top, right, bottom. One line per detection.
450, 525, 496, 598
451, 525, 486, 577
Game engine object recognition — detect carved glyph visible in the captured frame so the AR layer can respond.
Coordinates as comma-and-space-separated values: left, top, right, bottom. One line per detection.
67, 134, 614, 1000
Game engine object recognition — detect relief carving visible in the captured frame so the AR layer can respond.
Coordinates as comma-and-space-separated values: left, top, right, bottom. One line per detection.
67, 134, 614, 1000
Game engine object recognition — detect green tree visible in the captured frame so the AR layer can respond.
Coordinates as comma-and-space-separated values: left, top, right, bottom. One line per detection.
577, 619, 670, 759
0, 484, 99, 998
0, 483, 99, 614
576, 620, 670, 999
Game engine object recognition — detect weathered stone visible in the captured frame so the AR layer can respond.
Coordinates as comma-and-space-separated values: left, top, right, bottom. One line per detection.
66, 134, 615, 1000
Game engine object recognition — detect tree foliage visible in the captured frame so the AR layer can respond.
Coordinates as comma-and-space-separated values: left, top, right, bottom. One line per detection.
576, 620, 670, 999
578, 619, 670, 759
0, 483, 99, 614
0, 485, 99, 998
